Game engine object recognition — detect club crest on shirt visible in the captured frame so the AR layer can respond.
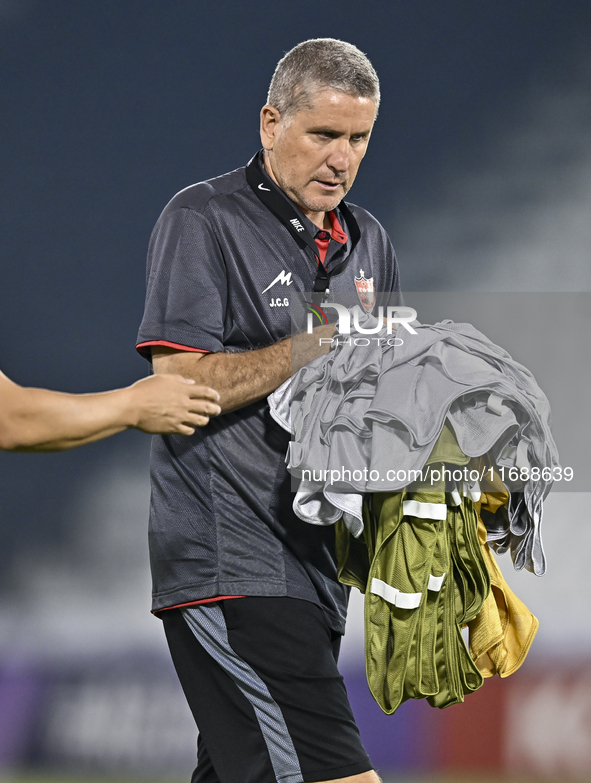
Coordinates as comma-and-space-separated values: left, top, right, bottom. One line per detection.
354, 269, 375, 313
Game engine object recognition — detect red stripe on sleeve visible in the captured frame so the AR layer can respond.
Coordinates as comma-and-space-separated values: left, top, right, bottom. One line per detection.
136, 340, 211, 355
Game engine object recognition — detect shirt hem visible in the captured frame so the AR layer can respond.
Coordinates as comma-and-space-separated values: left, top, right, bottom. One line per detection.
151, 579, 346, 633
154, 595, 244, 613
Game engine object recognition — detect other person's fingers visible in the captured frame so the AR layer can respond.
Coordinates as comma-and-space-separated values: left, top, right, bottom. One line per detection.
130, 375, 221, 432
175, 377, 221, 404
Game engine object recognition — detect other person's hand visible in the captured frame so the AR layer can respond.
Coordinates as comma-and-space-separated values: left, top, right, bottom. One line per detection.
127, 374, 221, 434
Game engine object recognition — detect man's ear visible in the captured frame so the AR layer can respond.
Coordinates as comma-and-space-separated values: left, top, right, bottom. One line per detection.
260, 104, 281, 150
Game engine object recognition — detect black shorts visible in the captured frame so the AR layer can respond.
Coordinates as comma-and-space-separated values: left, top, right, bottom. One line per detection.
162, 597, 373, 783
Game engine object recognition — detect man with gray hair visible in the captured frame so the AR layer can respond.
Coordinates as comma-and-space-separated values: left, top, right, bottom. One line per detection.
137, 38, 399, 783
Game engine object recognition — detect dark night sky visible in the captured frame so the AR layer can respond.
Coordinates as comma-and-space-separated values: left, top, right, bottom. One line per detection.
1, 0, 590, 572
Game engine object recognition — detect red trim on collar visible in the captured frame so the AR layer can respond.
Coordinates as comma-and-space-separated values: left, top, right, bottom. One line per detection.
328, 210, 348, 244
314, 210, 348, 264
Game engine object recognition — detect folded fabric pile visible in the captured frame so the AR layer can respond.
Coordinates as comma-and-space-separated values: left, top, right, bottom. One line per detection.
335, 428, 538, 714
269, 313, 560, 576
268, 311, 556, 713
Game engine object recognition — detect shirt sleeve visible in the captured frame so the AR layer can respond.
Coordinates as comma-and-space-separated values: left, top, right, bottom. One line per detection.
385, 230, 401, 295
374, 222, 402, 309
136, 207, 227, 358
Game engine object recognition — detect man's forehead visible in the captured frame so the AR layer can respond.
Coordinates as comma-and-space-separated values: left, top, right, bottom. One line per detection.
292, 88, 377, 126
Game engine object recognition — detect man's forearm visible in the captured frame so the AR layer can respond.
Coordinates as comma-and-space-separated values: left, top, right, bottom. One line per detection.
152, 325, 336, 414
169, 340, 293, 414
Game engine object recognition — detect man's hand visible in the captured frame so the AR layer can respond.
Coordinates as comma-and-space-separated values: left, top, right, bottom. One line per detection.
126, 374, 221, 434
151, 323, 337, 415
290, 323, 337, 373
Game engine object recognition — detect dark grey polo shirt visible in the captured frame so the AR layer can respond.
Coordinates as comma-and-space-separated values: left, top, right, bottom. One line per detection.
137, 153, 400, 633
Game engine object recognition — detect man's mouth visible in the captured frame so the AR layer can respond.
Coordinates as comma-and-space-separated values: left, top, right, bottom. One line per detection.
314, 180, 344, 191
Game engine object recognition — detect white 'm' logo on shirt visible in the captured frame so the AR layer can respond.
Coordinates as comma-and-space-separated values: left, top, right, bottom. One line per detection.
262, 270, 293, 293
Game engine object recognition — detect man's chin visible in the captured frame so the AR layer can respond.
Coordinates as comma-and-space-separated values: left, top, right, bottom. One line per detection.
301, 192, 344, 214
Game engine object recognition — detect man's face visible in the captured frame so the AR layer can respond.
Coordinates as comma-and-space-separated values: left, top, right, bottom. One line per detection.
260, 89, 376, 223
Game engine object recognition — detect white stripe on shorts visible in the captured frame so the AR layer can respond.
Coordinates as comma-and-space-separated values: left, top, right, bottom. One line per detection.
181, 604, 303, 783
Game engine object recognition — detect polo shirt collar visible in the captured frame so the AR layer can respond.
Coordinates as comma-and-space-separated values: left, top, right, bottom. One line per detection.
304, 209, 348, 242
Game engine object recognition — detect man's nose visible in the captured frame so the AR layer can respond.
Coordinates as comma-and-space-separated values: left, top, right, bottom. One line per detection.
326, 138, 350, 173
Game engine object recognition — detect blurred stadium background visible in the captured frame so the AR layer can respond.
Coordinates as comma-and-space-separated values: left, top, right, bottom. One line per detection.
1, 1, 590, 781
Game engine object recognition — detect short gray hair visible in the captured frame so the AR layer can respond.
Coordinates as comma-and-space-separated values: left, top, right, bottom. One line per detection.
267, 38, 380, 119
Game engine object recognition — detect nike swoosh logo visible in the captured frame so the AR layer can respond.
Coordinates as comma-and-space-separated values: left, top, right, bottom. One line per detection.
258, 183, 271, 191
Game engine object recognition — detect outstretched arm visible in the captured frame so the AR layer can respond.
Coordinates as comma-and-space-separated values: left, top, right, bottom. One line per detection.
0, 371, 221, 452
151, 324, 337, 414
